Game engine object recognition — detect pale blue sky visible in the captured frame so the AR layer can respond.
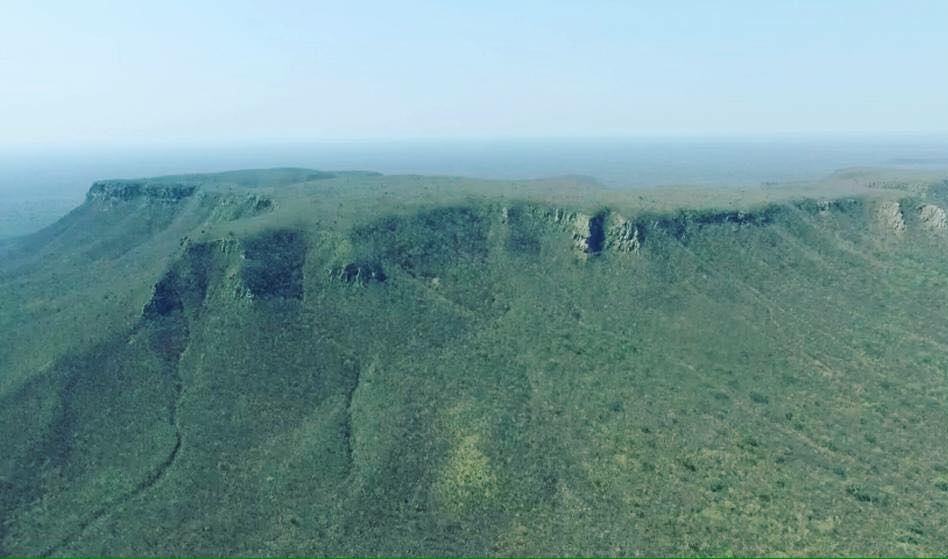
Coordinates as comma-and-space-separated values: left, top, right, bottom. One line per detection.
2, 0, 947, 147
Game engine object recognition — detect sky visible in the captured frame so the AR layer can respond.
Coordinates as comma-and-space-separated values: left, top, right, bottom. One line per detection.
2, 0, 948, 148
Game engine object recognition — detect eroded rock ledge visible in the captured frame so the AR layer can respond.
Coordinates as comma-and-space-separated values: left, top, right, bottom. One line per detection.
919, 204, 947, 231
522, 204, 780, 257
87, 180, 198, 203
876, 200, 906, 234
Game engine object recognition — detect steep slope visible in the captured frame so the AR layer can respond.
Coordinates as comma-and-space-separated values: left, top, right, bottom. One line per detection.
2, 169, 948, 556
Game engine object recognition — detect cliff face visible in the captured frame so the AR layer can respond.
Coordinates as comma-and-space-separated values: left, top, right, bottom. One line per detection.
2, 169, 948, 557
86, 179, 274, 219
86, 180, 198, 203
918, 203, 948, 230
493, 195, 941, 259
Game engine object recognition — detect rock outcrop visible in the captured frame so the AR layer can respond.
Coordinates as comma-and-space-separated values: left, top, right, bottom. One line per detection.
570, 212, 606, 255
520, 203, 784, 256
607, 215, 642, 253
331, 262, 387, 285
918, 204, 947, 231
210, 193, 274, 221
876, 201, 906, 234
87, 180, 197, 204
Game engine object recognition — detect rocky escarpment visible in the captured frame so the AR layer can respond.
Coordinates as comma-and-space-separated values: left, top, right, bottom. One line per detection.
87, 180, 198, 204
86, 180, 275, 222
504, 195, 946, 259
147, 194, 948, 302
606, 214, 643, 253
142, 241, 225, 320
349, 197, 925, 275
918, 204, 947, 231
141, 231, 306, 307
522, 204, 780, 257
794, 197, 863, 216
570, 212, 607, 255
516, 207, 612, 256
330, 262, 387, 285
206, 193, 275, 221
10, 167, 948, 557
351, 207, 489, 279
876, 201, 906, 234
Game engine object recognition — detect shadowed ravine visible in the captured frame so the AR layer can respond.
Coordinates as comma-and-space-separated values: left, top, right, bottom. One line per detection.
39, 319, 192, 558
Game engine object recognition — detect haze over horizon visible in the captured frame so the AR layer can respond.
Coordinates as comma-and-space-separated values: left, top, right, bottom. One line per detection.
3, 0, 948, 149
6, 3, 948, 556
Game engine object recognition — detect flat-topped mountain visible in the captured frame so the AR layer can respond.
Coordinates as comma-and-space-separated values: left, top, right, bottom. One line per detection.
2, 168, 948, 556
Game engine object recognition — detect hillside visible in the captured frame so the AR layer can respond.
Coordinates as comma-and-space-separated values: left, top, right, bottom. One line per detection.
2, 168, 948, 556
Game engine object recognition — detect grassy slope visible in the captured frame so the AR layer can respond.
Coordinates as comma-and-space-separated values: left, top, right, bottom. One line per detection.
1, 169, 948, 556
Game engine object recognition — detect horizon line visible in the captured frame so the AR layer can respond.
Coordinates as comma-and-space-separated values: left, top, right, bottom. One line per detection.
4, 130, 948, 153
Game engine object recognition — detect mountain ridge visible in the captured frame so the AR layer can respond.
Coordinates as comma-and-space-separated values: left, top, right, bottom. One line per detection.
2, 168, 948, 556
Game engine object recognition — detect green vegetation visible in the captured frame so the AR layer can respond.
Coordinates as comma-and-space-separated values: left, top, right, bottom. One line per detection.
2, 167, 948, 556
